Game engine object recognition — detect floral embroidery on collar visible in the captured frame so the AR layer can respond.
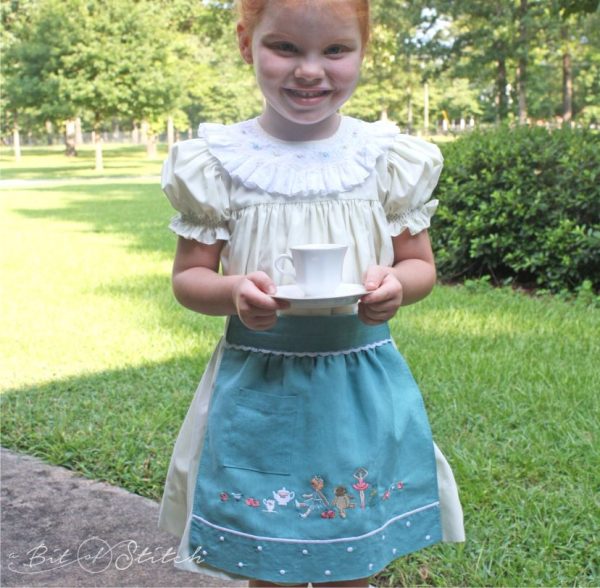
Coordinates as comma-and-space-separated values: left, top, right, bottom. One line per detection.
199, 117, 399, 198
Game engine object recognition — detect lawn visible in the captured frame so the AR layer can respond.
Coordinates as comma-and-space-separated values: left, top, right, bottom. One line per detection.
0, 152, 598, 586
0, 142, 167, 180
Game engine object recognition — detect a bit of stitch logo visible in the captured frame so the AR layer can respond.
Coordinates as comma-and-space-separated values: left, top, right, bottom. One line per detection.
7, 537, 204, 575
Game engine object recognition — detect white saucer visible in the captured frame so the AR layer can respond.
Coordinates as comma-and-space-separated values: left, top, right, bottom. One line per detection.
272, 283, 368, 309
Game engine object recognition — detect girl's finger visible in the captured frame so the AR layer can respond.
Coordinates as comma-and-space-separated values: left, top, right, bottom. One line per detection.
358, 305, 389, 325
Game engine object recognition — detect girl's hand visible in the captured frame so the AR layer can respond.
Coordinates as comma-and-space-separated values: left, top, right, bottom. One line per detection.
232, 271, 289, 331
358, 266, 403, 325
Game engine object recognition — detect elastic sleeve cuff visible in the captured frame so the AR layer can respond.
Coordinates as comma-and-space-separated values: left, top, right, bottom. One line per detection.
168, 213, 230, 244
387, 200, 439, 236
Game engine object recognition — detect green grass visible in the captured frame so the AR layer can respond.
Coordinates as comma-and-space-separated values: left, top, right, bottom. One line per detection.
1, 168, 598, 586
0, 143, 166, 180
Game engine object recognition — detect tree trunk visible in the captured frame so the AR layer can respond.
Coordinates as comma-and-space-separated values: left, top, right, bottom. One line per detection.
423, 82, 429, 135
562, 25, 573, 122
45, 120, 54, 145
93, 130, 104, 171
141, 120, 149, 144
517, 0, 528, 124
517, 63, 528, 124
562, 52, 573, 122
75, 117, 83, 147
167, 116, 175, 151
13, 115, 21, 162
65, 119, 77, 156
146, 133, 158, 158
496, 55, 508, 123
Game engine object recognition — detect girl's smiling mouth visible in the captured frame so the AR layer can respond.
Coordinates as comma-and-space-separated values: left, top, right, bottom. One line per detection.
284, 88, 332, 99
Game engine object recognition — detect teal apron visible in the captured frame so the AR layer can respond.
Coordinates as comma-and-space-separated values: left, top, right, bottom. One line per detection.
189, 315, 441, 583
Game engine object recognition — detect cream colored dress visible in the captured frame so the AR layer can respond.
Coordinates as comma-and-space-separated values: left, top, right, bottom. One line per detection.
158, 116, 465, 580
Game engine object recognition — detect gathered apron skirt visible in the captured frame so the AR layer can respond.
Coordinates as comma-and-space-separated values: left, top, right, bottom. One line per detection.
159, 314, 464, 583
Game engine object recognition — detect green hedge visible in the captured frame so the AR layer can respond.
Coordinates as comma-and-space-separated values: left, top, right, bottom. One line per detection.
432, 126, 600, 293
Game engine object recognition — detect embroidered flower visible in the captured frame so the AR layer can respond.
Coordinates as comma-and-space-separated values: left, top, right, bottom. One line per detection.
321, 510, 336, 519
220, 492, 229, 502
396, 481, 405, 490
382, 489, 391, 501
246, 498, 260, 507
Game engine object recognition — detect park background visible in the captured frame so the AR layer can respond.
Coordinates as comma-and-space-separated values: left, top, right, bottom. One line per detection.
1, 0, 599, 586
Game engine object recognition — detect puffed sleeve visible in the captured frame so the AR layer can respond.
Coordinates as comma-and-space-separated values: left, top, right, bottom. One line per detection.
376, 134, 443, 236
161, 137, 231, 244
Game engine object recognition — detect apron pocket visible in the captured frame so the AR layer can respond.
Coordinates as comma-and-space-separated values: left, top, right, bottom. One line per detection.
220, 387, 298, 476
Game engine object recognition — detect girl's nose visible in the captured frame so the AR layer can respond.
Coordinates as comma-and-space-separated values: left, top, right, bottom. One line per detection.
294, 57, 324, 81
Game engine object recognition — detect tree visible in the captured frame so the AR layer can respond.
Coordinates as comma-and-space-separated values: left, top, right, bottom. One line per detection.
3, 0, 184, 166
415, 0, 599, 124
60, 0, 184, 167
345, 1, 427, 126
1, 0, 67, 157
554, 0, 600, 121
156, 0, 261, 133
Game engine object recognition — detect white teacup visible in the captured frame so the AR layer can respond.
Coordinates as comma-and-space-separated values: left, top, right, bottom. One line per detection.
274, 244, 347, 297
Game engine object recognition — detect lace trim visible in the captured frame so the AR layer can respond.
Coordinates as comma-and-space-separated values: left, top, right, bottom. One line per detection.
224, 338, 392, 357
200, 117, 398, 198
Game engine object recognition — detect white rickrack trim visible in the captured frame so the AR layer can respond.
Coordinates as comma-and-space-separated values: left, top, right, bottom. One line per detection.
192, 501, 439, 544
224, 338, 392, 357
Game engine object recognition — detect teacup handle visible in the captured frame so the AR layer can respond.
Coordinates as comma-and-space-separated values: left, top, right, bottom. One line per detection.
274, 253, 296, 280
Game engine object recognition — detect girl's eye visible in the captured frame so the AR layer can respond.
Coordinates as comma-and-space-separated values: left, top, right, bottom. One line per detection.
271, 42, 298, 54
325, 45, 347, 56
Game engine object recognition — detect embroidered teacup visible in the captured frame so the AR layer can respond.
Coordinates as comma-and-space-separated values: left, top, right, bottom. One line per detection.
263, 498, 277, 512
274, 244, 347, 297
273, 487, 295, 506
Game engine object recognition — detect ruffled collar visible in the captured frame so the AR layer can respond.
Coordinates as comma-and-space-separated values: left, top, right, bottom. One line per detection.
198, 116, 398, 197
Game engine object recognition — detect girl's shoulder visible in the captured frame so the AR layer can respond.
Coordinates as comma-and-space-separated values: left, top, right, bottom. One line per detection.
198, 117, 400, 198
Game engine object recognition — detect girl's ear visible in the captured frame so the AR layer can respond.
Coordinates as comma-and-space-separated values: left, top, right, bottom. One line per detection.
237, 22, 253, 64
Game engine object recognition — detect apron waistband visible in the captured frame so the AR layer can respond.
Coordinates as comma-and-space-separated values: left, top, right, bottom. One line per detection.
226, 315, 391, 354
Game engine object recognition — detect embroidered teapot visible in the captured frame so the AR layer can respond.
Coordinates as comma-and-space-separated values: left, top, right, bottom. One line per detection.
273, 487, 295, 506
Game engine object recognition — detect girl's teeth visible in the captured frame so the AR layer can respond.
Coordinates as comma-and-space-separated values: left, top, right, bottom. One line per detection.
290, 90, 327, 97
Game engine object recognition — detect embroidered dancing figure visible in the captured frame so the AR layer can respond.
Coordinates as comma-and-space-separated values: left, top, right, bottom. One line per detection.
311, 475, 329, 506
295, 475, 329, 518
352, 467, 370, 509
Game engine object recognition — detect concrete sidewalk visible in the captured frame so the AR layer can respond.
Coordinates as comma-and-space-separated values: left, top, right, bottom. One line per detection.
1, 447, 246, 587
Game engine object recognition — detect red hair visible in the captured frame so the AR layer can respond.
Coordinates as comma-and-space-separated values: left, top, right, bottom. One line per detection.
236, 0, 370, 46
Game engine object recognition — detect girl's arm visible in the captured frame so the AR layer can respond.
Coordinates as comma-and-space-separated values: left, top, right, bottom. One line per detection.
171, 237, 288, 331
358, 230, 436, 326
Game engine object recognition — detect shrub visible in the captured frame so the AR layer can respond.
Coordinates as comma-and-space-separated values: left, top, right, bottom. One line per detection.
432, 126, 600, 293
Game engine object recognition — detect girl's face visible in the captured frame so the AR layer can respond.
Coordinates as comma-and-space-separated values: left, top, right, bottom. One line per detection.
238, 1, 364, 141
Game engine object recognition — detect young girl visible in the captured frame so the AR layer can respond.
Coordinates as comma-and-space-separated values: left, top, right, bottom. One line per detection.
158, 1, 464, 586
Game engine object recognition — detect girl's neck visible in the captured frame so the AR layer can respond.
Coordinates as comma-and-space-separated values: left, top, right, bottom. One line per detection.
257, 111, 342, 142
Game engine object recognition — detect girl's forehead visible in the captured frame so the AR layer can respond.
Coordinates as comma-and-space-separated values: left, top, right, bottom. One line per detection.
239, 0, 369, 45
256, 1, 361, 34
